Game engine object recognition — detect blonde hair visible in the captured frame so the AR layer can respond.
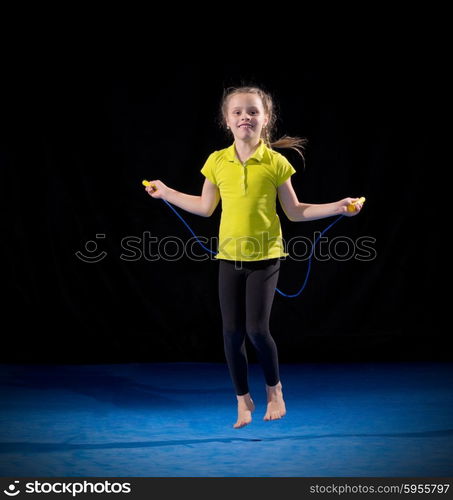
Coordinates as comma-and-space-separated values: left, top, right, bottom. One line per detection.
220, 86, 307, 161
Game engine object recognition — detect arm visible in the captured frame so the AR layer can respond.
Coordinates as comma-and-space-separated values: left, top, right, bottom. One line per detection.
277, 178, 363, 221
145, 177, 220, 217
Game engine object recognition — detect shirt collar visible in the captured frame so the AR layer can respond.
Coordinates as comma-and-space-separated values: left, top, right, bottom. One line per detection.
225, 139, 266, 163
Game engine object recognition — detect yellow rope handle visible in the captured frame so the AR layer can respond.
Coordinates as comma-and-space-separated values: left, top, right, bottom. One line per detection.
142, 180, 157, 190
347, 196, 366, 212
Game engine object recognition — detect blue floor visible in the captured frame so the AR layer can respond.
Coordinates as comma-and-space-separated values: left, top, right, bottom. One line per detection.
0, 362, 452, 477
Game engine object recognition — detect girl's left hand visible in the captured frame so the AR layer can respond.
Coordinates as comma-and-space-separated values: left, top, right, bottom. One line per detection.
336, 197, 364, 216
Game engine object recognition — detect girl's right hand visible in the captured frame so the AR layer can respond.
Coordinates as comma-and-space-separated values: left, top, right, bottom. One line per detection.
145, 180, 169, 200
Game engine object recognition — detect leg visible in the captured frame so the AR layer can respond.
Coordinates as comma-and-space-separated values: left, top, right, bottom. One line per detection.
245, 258, 286, 421
218, 260, 255, 428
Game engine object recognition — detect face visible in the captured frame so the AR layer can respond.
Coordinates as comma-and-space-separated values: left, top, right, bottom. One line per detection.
225, 93, 269, 143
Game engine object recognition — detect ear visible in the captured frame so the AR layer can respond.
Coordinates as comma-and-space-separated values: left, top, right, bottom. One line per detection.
263, 114, 269, 127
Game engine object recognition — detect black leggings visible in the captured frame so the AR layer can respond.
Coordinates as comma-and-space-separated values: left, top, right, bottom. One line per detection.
218, 258, 281, 395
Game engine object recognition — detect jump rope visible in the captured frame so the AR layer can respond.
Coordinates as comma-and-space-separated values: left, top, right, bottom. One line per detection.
142, 180, 365, 298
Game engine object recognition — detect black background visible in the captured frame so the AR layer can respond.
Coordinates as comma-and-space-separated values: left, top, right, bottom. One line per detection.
1, 54, 444, 365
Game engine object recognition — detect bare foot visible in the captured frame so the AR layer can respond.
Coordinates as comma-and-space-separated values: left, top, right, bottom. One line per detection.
263, 381, 286, 421
233, 393, 255, 429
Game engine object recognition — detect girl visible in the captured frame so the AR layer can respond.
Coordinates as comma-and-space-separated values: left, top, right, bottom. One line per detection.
145, 86, 363, 429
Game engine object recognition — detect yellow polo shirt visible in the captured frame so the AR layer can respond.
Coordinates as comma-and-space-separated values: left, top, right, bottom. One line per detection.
200, 140, 296, 261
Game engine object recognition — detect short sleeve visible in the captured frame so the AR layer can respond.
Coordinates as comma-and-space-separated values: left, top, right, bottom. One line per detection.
276, 154, 296, 187
200, 153, 218, 185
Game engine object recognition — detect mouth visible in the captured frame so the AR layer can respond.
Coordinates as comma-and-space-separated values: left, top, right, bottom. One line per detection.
238, 124, 253, 129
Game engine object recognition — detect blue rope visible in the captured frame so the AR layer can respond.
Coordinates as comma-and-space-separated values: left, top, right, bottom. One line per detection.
162, 199, 217, 255
275, 214, 344, 297
161, 198, 345, 298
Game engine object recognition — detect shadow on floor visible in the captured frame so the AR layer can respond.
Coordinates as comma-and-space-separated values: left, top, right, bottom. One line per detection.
1, 429, 453, 453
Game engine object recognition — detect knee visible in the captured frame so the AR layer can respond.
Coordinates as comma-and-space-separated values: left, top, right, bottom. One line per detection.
246, 324, 270, 345
223, 327, 246, 346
